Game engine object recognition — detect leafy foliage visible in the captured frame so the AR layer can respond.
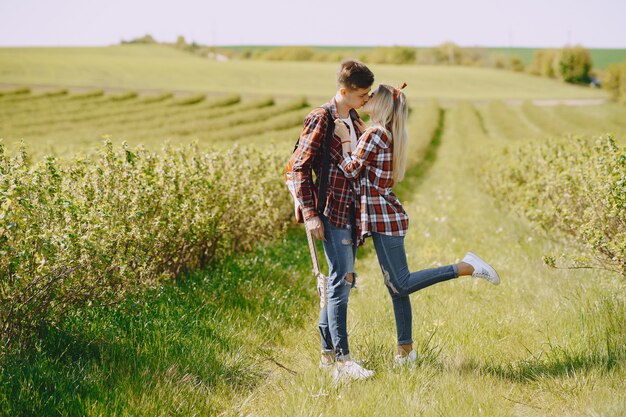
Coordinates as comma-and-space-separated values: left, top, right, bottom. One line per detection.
604, 60, 626, 104
485, 135, 626, 275
0, 140, 291, 344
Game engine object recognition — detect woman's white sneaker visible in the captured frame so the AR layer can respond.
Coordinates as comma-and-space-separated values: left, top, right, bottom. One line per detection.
393, 349, 417, 367
462, 252, 500, 285
332, 360, 374, 382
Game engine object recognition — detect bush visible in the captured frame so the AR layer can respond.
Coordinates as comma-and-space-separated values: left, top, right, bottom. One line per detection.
485, 135, 625, 276
556, 45, 593, 83
492, 54, 525, 72
261, 47, 317, 62
0, 87, 30, 97
0, 141, 292, 346
170, 93, 206, 106
423, 43, 488, 66
528, 46, 593, 84
121, 34, 157, 44
360, 46, 417, 65
528, 49, 559, 78
604, 60, 626, 104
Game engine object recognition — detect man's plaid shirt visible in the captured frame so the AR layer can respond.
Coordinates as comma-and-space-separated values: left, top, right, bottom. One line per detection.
339, 127, 409, 243
291, 98, 364, 228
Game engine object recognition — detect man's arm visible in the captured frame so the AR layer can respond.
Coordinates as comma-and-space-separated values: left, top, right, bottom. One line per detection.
292, 110, 328, 239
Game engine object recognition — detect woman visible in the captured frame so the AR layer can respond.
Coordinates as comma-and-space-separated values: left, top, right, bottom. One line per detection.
334, 83, 500, 365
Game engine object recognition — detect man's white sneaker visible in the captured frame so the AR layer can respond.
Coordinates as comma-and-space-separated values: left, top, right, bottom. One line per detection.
462, 252, 500, 285
393, 349, 417, 367
332, 360, 374, 382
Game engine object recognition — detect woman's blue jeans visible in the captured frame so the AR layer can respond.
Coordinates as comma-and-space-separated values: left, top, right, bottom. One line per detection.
318, 215, 357, 360
372, 232, 458, 345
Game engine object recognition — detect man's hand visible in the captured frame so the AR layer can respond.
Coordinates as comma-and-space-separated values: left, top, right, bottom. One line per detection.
305, 216, 325, 240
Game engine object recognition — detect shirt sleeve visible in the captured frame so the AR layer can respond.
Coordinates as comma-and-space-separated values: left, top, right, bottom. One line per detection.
339, 129, 385, 179
291, 111, 327, 221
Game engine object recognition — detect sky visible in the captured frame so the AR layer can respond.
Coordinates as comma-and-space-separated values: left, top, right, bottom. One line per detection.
1, 0, 625, 48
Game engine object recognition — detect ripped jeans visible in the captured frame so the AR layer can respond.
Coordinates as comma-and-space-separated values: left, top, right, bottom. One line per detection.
372, 232, 458, 345
318, 214, 357, 360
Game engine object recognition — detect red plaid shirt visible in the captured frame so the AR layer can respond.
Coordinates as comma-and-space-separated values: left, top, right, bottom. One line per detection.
291, 98, 364, 228
339, 127, 409, 242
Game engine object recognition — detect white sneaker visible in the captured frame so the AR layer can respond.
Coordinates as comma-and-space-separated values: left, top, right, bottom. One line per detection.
463, 252, 500, 285
332, 360, 374, 382
393, 350, 417, 367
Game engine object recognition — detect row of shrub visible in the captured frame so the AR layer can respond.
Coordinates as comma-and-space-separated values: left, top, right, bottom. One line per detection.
484, 135, 625, 276
0, 141, 292, 347
235, 44, 526, 70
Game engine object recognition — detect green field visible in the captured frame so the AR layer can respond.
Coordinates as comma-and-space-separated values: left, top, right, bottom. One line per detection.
0, 46, 624, 416
0, 45, 609, 101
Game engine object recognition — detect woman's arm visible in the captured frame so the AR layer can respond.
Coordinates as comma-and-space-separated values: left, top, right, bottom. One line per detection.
334, 120, 352, 154
337, 127, 384, 179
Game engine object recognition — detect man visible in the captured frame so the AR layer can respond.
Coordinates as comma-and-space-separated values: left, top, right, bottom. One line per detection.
291, 59, 374, 381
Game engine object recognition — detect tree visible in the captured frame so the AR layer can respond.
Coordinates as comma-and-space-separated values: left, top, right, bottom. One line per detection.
556, 45, 592, 84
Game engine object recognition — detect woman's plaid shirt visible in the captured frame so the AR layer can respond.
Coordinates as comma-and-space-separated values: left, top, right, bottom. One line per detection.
291, 98, 364, 228
339, 127, 409, 242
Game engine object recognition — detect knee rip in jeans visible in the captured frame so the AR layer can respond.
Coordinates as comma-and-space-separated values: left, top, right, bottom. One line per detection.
341, 238, 353, 246
381, 267, 400, 294
343, 272, 356, 287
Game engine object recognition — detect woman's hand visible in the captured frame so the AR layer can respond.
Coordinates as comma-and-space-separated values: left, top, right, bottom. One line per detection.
334, 120, 352, 153
334, 119, 349, 140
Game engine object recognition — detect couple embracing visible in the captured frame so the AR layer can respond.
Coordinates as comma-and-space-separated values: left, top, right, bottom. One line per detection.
288, 60, 500, 382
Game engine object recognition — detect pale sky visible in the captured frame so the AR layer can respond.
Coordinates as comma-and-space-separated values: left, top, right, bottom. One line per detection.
1, 0, 625, 48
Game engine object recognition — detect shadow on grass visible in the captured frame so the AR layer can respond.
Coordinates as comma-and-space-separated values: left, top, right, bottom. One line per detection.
481, 341, 623, 383
0, 228, 315, 416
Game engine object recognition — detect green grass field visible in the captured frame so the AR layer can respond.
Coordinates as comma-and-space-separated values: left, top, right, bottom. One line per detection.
237, 104, 625, 416
0, 46, 624, 416
0, 45, 609, 101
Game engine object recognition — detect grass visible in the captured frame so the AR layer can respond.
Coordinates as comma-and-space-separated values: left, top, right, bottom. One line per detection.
0, 228, 316, 416
233, 103, 625, 416
0, 47, 624, 415
0, 45, 609, 101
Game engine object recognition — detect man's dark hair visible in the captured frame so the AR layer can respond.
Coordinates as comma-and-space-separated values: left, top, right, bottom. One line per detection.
336, 59, 374, 90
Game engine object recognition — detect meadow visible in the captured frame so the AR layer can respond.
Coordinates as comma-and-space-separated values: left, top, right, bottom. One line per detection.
0, 46, 624, 416
0, 45, 610, 101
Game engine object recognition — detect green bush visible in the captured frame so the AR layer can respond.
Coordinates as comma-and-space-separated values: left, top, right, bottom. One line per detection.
556, 45, 593, 83
121, 34, 157, 44
528, 49, 559, 78
492, 54, 525, 72
261, 47, 317, 62
528, 46, 593, 84
70, 89, 104, 100
417, 43, 487, 66
485, 135, 625, 275
171, 93, 206, 106
0, 141, 291, 345
0, 87, 30, 97
360, 46, 417, 65
604, 60, 626, 104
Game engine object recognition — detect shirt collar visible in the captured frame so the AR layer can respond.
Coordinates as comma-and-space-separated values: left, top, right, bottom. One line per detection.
328, 97, 361, 122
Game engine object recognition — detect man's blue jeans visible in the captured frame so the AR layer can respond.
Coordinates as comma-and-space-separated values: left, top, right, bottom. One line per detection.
372, 232, 458, 345
318, 215, 356, 360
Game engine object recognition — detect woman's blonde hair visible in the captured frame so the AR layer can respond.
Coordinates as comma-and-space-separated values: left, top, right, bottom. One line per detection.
366, 84, 408, 183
